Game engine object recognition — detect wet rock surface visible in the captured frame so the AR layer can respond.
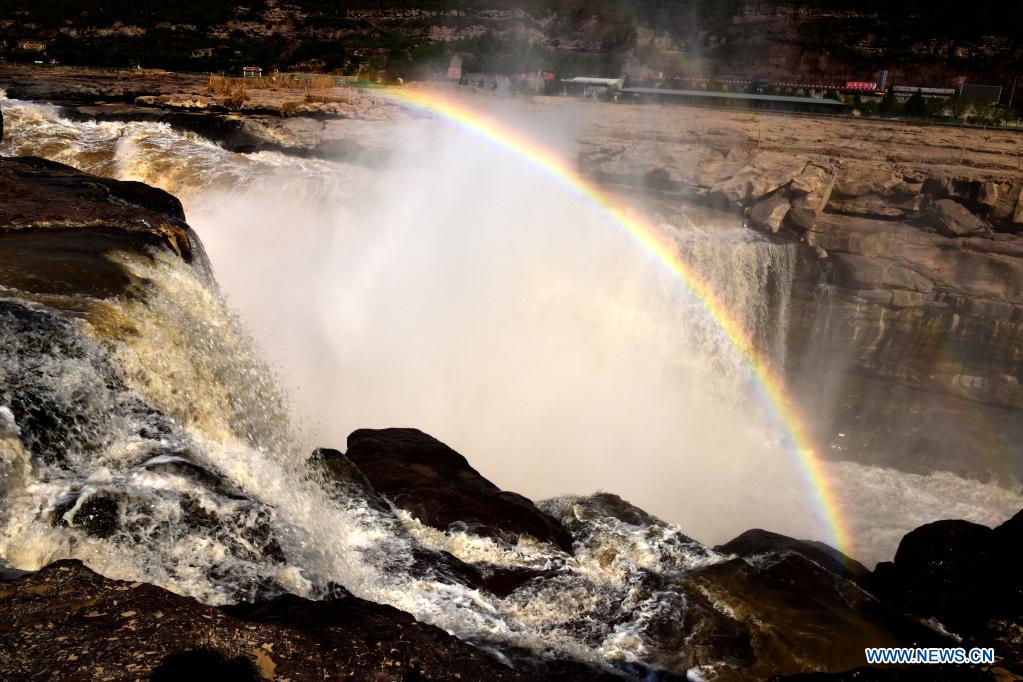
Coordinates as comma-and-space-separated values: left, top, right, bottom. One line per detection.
578, 115, 1023, 482
0, 65, 397, 158
2, 394, 1021, 680
868, 510, 1023, 668
0, 560, 529, 681
714, 528, 870, 584
0, 156, 201, 287
343, 427, 575, 551
582, 134, 1023, 483
2, 78, 1022, 680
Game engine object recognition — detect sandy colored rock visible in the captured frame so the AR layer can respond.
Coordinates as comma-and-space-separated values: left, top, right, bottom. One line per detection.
929, 198, 990, 236
749, 195, 791, 233
789, 164, 830, 196
710, 153, 807, 205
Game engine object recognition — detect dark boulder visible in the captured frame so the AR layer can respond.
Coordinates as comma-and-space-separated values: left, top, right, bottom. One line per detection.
715, 528, 870, 585
691, 553, 953, 679
0, 155, 198, 263
309, 446, 392, 515
150, 648, 261, 682
0, 560, 528, 681
312, 445, 564, 598
867, 518, 1018, 628
52, 493, 121, 539
343, 428, 573, 551
866, 511, 1023, 674
0, 156, 212, 306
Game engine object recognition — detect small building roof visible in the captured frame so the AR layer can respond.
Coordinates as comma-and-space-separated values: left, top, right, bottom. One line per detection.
621, 87, 850, 108
562, 77, 625, 88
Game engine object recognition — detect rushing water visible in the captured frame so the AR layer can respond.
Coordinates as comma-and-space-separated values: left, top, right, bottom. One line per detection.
1, 95, 1021, 675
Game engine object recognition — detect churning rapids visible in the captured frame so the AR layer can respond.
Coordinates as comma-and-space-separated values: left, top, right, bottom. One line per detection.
1, 95, 1021, 673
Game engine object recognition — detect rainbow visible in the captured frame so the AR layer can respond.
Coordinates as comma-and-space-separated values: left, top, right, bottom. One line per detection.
376, 85, 853, 555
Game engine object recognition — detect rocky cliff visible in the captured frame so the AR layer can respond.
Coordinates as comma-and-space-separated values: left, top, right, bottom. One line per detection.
579, 118, 1023, 484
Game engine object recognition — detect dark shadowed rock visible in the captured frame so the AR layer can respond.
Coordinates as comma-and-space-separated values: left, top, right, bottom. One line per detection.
714, 528, 870, 584
0, 156, 190, 249
0, 560, 528, 681
344, 428, 574, 551
869, 514, 1023, 629
151, 648, 261, 682
52, 493, 121, 539
0, 156, 209, 303
309, 446, 393, 515
867, 511, 1023, 674
993, 508, 1023, 554
311, 446, 563, 599
691, 554, 953, 679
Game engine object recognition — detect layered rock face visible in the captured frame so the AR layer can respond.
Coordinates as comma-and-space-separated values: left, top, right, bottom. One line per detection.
580, 136, 1023, 483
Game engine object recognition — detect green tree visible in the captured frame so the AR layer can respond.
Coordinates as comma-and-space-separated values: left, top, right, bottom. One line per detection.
824, 89, 842, 101
903, 89, 928, 118
860, 99, 879, 116
970, 98, 994, 124
949, 94, 974, 120
879, 89, 900, 115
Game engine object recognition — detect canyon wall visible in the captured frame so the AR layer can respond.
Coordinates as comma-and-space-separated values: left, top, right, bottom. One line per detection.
579, 126, 1023, 483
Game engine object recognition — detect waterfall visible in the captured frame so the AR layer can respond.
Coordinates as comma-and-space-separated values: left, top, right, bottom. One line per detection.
2, 96, 1020, 672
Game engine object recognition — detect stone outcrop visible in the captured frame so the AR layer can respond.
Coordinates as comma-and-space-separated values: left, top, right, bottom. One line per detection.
317, 438, 1018, 680
2, 114, 1020, 680
714, 528, 871, 585
929, 198, 991, 236
868, 510, 1023, 666
0, 66, 399, 159
0, 155, 209, 300
748, 194, 791, 233
0, 560, 531, 681
339, 427, 574, 551
0, 155, 192, 255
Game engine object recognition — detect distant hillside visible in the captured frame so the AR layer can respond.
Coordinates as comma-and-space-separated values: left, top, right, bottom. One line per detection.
0, 1, 1020, 90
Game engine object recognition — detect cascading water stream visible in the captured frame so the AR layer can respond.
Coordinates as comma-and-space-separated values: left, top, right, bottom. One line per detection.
1, 95, 1021, 673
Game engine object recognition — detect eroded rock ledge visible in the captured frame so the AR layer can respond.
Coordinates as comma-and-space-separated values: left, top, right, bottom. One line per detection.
0, 155, 209, 301
581, 143, 1023, 482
